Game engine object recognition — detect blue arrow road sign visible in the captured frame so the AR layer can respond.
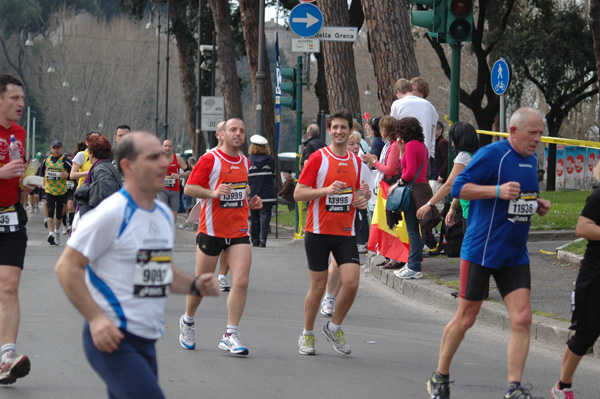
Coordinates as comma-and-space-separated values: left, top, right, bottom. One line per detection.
289, 3, 323, 38
491, 58, 510, 95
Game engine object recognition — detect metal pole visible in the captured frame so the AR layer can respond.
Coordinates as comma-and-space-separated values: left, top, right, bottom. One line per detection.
500, 94, 506, 133
211, 32, 216, 96
155, 8, 161, 136
255, 0, 266, 136
26, 106, 30, 159
32, 116, 36, 159
195, 0, 202, 158
294, 55, 303, 236
164, 0, 171, 141
447, 41, 462, 201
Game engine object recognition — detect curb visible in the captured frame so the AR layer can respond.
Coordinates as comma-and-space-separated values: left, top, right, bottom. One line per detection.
556, 239, 584, 265
365, 253, 578, 352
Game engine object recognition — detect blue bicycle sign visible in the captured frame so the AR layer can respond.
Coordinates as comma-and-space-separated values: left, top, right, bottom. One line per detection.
491, 58, 511, 96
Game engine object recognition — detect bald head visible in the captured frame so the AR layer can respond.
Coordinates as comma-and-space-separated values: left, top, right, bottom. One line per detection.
162, 139, 174, 156
115, 132, 159, 173
306, 124, 320, 138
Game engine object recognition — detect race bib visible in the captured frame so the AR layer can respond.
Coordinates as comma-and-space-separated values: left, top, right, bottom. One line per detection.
133, 249, 173, 298
46, 170, 61, 180
508, 191, 538, 224
0, 206, 19, 233
67, 180, 75, 190
326, 187, 353, 212
164, 177, 176, 188
220, 182, 247, 208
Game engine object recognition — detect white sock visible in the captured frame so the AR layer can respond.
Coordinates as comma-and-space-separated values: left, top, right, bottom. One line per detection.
325, 292, 335, 299
328, 321, 341, 332
1, 343, 16, 362
303, 329, 314, 336
218, 274, 226, 279
226, 325, 237, 335
183, 314, 194, 324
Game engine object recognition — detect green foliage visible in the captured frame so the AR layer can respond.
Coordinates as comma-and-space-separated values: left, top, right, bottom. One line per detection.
562, 238, 587, 256
495, 0, 596, 112
0, 0, 97, 36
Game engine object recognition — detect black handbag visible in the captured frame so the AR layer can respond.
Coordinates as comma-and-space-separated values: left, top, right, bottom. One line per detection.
386, 158, 425, 213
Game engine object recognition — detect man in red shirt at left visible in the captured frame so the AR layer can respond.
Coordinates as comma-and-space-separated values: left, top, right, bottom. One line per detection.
0, 74, 31, 385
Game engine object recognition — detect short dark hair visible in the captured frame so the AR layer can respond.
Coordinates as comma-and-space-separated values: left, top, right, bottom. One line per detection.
368, 116, 382, 138
116, 124, 131, 131
436, 121, 444, 132
87, 135, 112, 160
448, 121, 479, 154
0, 74, 23, 97
397, 117, 424, 143
327, 109, 353, 130
114, 133, 142, 173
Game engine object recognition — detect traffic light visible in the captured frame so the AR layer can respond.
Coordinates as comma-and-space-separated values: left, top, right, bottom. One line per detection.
280, 67, 297, 110
447, 0, 473, 42
411, 0, 447, 43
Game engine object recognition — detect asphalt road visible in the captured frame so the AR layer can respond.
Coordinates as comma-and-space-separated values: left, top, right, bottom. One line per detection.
2, 211, 599, 398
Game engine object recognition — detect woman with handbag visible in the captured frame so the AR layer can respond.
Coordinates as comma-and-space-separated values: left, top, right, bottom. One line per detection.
416, 121, 479, 236
388, 117, 431, 279
362, 116, 409, 269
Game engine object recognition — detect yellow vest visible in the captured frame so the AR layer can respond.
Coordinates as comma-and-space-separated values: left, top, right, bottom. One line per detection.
44, 155, 67, 196
77, 150, 92, 187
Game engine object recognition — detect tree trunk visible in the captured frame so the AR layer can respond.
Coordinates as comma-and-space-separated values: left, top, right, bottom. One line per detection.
362, 0, 420, 115
238, 0, 277, 157
591, 0, 600, 124
208, 0, 244, 122
170, 1, 206, 156
313, 51, 329, 122
317, 0, 361, 117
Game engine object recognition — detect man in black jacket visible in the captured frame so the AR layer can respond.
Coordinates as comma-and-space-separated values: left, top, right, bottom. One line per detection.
300, 124, 326, 169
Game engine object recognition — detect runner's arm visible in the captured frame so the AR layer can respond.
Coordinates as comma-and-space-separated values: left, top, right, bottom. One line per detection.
576, 215, 600, 240
294, 181, 345, 202
54, 246, 124, 353
170, 267, 219, 297
457, 181, 521, 201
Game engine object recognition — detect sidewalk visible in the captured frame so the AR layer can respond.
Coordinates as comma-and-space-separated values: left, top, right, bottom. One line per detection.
363, 229, 600, 357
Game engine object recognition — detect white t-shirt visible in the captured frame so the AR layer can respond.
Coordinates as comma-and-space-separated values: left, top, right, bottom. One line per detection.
454, 151, 472, 167
390, 95, 438, 157
72, 151, 86, 165
67, 189, 174, 340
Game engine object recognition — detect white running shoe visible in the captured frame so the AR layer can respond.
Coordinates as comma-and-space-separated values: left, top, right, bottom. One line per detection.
53, 231, 60, 246
61, 225, 69, 235
395, 267, 422, 279
179, 315, 196, 350
0, 351, 30, 385
320, 296, 335, 317
320, 324, 351, 355
298, 333, 316, 355
218, 275, 230, 292
218, 333, 249, 355
47, 232, 55, 246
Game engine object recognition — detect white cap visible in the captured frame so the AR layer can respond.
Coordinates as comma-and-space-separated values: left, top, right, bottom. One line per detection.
249, 134, 268, 145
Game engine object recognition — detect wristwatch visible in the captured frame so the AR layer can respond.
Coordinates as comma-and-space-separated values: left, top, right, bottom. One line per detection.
426, 201, 434, 207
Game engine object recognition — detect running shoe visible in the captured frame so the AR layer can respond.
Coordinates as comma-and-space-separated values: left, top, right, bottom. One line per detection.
505, 385, 532, 399
179, 315, 196, 350
218, 275, 230, 292
0, 352, 30, 385
357, 244, 367, 254
47, 232, 55, 246
551, 382, 574, 399
218, 333, 249, 355
320, 296, 335, 317
298, 333, 316, 355
54, 231, 60, 246
427, 370, 450, 399
62, 225, 69, 235
320, 324, 351, 355
395, 267, 422, 279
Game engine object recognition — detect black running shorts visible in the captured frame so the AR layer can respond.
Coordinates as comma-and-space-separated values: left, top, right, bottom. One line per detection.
196, 233, 250, 256
459, 260, 530, 301
0, 203, 28, 268
304, 232, 360, 272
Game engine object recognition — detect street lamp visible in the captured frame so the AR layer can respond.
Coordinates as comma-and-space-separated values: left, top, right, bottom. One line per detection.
364, 84, 372, 96
47, 62, 55, 74
25, 33, 34, 46
71, 94, 78, 102
86, 110, 92, 117
62, 77, 69, 88
98, 121, 103, 130
147, 5, 161, 136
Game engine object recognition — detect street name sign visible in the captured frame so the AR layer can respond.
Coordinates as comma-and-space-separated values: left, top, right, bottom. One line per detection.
312, 27, 358, 42
289, 3, 323, 38
291, 38, 320, 53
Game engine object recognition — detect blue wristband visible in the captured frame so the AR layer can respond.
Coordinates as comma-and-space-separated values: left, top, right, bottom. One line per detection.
496, 184, 500, 198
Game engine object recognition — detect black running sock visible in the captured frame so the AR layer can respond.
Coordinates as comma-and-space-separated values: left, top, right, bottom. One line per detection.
62, 217, 67, 226
69, 212, 75, 224
506, 382, 521, 395
558, 381, 572, 390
